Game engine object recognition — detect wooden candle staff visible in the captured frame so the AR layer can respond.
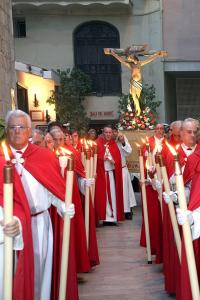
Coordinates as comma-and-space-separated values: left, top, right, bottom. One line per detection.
174, 154, 200, 299
85, 148, 91, 249
158, 154, 181, 261
59, 156, 74, 300
92, 143, 98, 204
155, 153, 163, 217
137, 145, 152, 263
80, 139, 85, 167
2, 142, 13, 300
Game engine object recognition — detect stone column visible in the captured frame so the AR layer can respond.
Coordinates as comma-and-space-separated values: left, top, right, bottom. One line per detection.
0, 0, 16, 118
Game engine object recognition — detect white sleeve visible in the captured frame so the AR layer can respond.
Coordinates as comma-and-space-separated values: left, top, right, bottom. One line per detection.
49, 191, 66, 218
185, 181, 191, 204
121, 136, 132, 156
13, 216, 24, 250
191, 207, 200, 240
77, 176, 86, 195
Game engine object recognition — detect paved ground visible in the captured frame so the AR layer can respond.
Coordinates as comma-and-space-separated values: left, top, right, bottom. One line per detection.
79, 195, 175, 300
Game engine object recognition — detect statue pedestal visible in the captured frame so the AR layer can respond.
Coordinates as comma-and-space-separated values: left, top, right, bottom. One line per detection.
121, 130, 154, 172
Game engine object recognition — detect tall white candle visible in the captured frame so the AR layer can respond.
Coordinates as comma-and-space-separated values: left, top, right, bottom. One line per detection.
59, 156, 74, 300
85, 149, 91, 249
158, 154, 181, 261
174, 155, 200, 299
138, 147, 152, 263
3, 162, 13, 300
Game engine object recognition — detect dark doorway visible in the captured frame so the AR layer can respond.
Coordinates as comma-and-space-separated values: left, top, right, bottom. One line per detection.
17, 84, 29, 113
74, 21, 121, 96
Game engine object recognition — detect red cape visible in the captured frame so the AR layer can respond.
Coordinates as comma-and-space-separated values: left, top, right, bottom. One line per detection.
175, 146, 200, 300
140, 185, 163, 264
162, 192, 180, 293
94, 137, 124, 221
8, 143, 79, 300
80, 192, 100, 267
140, 138, 163, 263
0, 156, 34, 300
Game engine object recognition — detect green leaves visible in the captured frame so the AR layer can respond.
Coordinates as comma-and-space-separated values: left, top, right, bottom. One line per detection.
0, 118, 5, 140
46, 68, 92, 131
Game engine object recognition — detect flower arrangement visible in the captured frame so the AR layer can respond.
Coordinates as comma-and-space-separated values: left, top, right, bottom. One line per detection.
117, 107, 156, 130
117, 84, 160, 131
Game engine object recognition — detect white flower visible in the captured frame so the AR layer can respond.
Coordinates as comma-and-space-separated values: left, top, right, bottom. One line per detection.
146, 122, 150, 126
145, 107, 150, 113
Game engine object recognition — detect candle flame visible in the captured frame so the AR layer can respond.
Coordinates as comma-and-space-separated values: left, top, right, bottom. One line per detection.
1, 141, 10, 162
166, 141, 177, 156
141, 138, 146, 144
135, 142, 141, 148
88, 140, 93, 147
146, 136, 149, 144
57, 147, 72, 156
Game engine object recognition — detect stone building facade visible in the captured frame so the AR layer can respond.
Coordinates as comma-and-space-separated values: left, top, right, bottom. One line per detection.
0, 0, 15, 118
11, 0, 200, 126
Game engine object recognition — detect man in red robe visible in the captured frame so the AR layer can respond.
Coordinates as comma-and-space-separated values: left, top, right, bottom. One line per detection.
50, 128, 99, 269
163, 118, 200, 296
171, 119, 200, 300
95, 126, 124, 224
4, 110, 78, 300
0, 156, 34, 300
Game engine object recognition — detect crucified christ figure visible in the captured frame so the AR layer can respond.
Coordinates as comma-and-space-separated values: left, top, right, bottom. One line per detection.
104, 45, 167, 116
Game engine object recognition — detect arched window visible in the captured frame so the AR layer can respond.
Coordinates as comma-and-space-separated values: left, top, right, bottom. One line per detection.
74, 21, 121, 96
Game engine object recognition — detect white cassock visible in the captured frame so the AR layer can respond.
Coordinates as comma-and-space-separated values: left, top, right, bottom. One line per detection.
117, 136, 137, 213
104, 149, 117, 222
11, 147, 66, 300
0, 207, 23, 299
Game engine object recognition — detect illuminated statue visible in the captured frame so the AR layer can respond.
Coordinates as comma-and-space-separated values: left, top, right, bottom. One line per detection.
104, 45, 167, 116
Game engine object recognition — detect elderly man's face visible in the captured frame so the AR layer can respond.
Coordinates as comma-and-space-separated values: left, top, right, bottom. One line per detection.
6, 116, 31, 150
32, 132, 45, 147
154, 124, 164, 139
44, 133, 54, 151
103, 127, 113, 141
51, 131, 65, 150
171, 126, 181, 143
181, 122, 198, 147
72, 132, 79, 144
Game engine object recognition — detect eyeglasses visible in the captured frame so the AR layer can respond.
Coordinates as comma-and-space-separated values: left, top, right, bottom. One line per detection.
7, 125, 29, 131
185, 130, 198, 135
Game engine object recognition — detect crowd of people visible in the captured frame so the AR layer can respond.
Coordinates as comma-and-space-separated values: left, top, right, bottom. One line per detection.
0, 110, 136, 300
140, 119, 200, 300
1, 110, 200, 300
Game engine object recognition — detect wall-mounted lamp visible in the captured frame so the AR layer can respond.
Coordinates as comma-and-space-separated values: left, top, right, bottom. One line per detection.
33, 93, 39, 107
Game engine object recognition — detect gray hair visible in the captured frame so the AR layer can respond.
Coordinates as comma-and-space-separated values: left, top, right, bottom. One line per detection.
5, 110, 32, 128
170, 120, 183, 130
32, 129, 45, 138
181, 118, 199, 130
